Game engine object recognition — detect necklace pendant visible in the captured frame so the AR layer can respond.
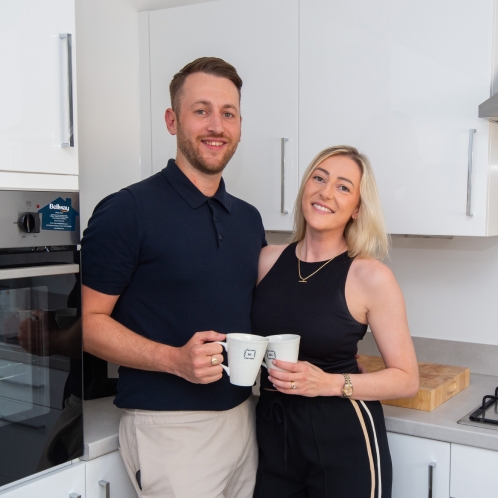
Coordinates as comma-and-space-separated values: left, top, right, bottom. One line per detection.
299, 279, 307, 283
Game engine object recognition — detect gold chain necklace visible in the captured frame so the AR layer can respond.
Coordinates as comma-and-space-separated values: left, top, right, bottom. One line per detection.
297, 243, 345, 283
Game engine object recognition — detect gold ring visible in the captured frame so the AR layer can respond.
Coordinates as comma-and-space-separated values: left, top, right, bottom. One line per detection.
291, 381, 296, 389
211, 356, 218, 366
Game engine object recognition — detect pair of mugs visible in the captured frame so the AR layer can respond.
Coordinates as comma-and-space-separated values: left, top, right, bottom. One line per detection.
215, 333, 300, 387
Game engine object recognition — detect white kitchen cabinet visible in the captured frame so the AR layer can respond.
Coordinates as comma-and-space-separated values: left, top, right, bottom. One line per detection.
139, 0, 299, 230
388, 432, 450, 498
0, 0, 79, 180
450, 443, 498, 497
0, 462, 85, 498
85, 450, 137, 498
300, 0, 498, 236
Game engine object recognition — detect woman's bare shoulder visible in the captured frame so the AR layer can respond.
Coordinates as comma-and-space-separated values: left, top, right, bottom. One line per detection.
349, 257, 397, 290
257, 244, 289, 284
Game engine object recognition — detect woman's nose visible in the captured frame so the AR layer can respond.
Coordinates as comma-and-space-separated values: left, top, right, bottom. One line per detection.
320, 184, 334, 200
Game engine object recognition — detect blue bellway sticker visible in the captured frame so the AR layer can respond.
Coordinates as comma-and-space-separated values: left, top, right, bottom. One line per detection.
38, 197, 79, 231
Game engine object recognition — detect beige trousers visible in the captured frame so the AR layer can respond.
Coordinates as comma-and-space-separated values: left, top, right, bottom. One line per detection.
119, 396, 258, 498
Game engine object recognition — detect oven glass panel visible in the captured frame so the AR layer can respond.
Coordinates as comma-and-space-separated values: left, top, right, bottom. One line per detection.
0, 263, 82, 488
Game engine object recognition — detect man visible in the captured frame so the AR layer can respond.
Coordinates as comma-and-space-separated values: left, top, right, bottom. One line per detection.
81, 57, 266, 498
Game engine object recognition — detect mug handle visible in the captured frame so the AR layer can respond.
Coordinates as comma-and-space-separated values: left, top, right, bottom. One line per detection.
214, 341, 229, 376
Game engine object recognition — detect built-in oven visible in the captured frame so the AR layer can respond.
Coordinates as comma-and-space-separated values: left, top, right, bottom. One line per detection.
0, 190, 82, 489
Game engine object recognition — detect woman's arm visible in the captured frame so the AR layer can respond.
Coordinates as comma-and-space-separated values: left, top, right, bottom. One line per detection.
268, 259, 419, 400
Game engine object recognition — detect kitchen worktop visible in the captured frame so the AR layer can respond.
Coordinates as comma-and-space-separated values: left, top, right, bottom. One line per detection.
82, 373, 498, 461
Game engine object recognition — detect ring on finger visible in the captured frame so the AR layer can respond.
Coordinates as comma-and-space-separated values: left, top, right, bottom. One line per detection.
291, 381, 296, 389
211, 356, 218, 366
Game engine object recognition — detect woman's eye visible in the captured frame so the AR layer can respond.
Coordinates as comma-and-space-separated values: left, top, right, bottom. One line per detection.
312, 175, 325, 183
338, 185, 350, 193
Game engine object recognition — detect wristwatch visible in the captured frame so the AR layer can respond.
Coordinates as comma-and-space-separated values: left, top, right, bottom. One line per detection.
341, 373, 353, 398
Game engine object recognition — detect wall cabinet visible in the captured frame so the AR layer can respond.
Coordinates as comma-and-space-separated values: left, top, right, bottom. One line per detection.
141, 0, 498, 235
0, 0, 78, 185
85, 450, 137, 498
388, 432, 450, 497
300, 0, 498, 236
0, 462, 85, 498
139, 0, 299, 231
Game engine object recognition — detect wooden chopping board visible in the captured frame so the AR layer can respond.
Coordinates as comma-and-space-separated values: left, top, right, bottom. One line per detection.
357, 355, 470, 412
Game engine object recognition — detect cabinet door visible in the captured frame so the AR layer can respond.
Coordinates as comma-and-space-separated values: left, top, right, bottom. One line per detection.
85, 450, 137, 498
387, 432, 450, 498
300, 0, 495, 236
0, 0, 78, 176
142, 0, 299, 230
450, 444, 498, 498
0, 463, 85, 498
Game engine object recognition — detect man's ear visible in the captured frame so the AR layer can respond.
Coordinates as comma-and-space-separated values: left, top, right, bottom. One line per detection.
165, 108, 177, 135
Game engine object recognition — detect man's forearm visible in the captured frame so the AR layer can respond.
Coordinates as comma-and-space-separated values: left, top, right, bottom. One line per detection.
83, 313, 179, 374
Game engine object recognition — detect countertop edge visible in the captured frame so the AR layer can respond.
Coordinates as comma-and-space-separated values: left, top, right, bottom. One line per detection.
83, 373, 498, 461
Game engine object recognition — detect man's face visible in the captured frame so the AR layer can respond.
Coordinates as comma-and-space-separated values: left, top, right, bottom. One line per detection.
167, 72, 241, 176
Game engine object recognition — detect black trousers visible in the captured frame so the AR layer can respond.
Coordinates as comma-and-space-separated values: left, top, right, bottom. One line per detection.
254, 390, 392, 498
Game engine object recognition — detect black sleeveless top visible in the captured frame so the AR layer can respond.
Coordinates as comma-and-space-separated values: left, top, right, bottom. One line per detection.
251, 242, 368, 390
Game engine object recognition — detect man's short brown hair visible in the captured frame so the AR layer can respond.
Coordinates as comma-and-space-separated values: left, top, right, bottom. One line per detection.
169, 57, 243, 115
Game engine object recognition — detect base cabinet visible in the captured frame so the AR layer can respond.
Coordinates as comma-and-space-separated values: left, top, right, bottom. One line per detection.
450, 444, 498, 498
388, 432, 450, 498
0, 462, 85, 498
85, 450, 137, 498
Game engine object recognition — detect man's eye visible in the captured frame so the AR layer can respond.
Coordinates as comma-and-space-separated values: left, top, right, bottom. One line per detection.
223, 112, 234, 118
195, 109, 207, 115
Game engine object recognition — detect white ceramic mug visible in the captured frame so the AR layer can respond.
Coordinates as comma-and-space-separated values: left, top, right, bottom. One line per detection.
216, 333, 269, 386
263, 334, 301, 371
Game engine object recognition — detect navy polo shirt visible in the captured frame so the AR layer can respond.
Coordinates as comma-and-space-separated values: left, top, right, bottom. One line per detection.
81, 160, 266, 411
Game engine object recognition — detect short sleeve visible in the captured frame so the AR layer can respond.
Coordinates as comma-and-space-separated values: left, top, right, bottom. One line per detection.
261, 224, 268, 248
81, 189, 141, 295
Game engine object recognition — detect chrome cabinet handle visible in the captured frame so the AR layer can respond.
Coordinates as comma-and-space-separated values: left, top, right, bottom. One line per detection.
99, 480, 110, 498
69, 494, 81, 498
281, 138, 289, 214
466, 129, 476, 216
58, 33, 74, 148
428, 461, 436, 498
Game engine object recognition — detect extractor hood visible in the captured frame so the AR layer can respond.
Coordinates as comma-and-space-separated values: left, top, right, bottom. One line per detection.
479, 93, 498, 122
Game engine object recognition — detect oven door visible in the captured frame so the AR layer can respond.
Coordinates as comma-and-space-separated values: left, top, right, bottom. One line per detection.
0, 257, 82, 488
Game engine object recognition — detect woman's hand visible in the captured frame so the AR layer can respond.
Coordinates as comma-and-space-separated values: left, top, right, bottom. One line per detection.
268, 360, 340, 397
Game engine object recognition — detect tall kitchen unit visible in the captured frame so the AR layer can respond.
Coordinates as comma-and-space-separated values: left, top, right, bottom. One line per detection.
0, 0, 78, 191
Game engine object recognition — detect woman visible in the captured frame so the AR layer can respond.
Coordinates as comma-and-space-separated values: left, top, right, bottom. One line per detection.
251, 145, 418, 498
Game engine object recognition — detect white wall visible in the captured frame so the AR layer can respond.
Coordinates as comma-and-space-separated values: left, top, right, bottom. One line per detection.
387, 235, 498, 346
76, 0, 216, 230
76, 0, 142, 230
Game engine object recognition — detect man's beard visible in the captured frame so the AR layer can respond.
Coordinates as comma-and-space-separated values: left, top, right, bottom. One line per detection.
176, 126, 238, 176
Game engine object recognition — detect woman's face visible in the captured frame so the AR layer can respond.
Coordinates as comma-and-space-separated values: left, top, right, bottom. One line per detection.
301, 155, 362, 235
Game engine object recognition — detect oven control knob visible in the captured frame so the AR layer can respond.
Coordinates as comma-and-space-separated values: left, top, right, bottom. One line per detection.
18, 212, 40, 233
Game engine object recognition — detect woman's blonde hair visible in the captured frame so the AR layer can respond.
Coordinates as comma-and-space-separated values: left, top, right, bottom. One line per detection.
292, 145, 389, 260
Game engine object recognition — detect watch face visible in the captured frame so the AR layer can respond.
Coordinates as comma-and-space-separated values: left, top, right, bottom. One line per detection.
343, 385, 353, 397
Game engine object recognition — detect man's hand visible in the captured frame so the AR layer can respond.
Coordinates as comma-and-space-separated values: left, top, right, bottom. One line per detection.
171, 331, 226, 384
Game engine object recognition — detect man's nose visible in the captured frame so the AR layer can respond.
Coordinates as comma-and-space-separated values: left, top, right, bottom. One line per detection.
207, 113, 224, 135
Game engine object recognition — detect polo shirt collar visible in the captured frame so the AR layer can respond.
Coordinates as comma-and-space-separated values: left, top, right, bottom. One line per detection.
162, 159, 232, 212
